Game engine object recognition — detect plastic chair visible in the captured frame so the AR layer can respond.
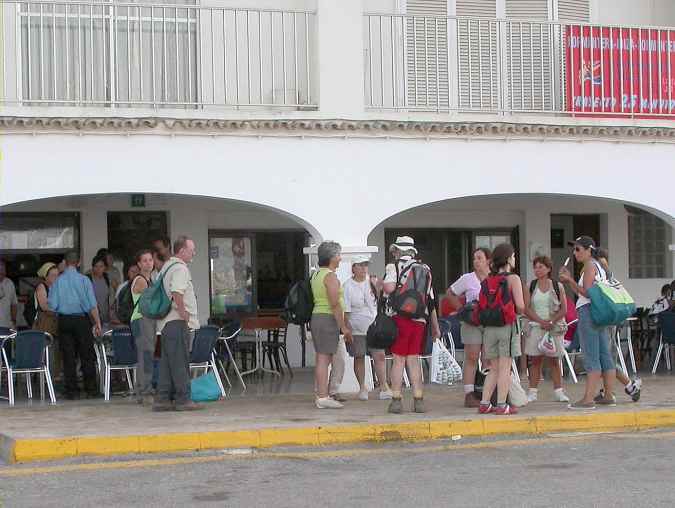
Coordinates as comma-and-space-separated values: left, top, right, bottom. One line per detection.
99, 328, 137, 401
652, 312, 675, 374
216, 325, 246, 391
560, 319, 580, 384
0, 327, 15, 397
190, 326, 226, 398
1, 330, 56, 406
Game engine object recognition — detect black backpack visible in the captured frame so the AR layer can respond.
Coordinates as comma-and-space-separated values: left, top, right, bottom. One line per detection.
23, 283, 41, 326
116, 276, 147, 325
529, 279, 561, 301
366, 297, 398, 350
283, 274, 316, 325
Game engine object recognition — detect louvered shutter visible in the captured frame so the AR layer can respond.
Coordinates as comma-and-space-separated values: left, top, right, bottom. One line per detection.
456, 0, 498, 110
505, 0, 553, 111
557, 0, 590, 22
406, 0, 449, 110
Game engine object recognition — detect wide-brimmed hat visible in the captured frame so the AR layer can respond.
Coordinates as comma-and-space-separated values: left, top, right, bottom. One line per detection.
567, 235, 597, 251
351, 255, 370, 265
390, 236, 418, 255
37, 262, 57, 279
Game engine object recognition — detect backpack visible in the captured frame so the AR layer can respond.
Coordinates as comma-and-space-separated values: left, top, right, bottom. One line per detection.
529, 279, 561, 301
139, 263, 180, 320
366, 297, 398, 349
282, 273, 316, 325
23, 282, 40, 326
116, 276, 148, 325
472, 273, 517, 327
390, 262, 431, 320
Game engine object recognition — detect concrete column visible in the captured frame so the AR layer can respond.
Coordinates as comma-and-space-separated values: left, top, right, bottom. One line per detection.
316, 0, 364, 115
522, 209, 551, 282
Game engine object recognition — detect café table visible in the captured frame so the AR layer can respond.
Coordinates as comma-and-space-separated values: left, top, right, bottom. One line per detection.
240, 316, 286, 377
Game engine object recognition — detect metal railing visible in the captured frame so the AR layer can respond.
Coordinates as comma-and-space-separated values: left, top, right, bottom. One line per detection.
0, 0, 317, 109
364, 13, 675, 118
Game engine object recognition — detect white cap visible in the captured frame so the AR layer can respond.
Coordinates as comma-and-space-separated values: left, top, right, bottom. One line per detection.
390, 236, 418, 255
351, 255, 371, 265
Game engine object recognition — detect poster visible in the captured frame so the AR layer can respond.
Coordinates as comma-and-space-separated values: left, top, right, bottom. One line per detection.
209, 236, 253, 314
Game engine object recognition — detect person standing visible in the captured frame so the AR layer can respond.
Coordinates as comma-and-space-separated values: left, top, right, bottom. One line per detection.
311, 241, 353, 409
151, 237, 172, 281
95, 248, 122, 291
0, 261, 18, 330
48, 251, 102, 400
34, 262, 61, 380
153, 235, 203, 412
343, 256, 392, 401
383, 236, 441, 414
523, 256, 569, 403
446, 247, 491, 407
559, 236, 617, 410
130, 250, 155, 404
89, 254, 113, 328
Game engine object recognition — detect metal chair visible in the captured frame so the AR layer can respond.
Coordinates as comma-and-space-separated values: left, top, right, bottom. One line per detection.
560, 319, 580, 384
614, 319, 638, 377
1, 330, 56, 406
0, 327, 16, 397
190, 326, 226, 398
215, 325, 246, 390
262, 326, 293, 377
99, 327, 137, 401
652, 312, 675, 374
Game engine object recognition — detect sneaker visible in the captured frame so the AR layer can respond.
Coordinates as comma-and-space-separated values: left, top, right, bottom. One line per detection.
596, 395, 617, 407
527, 389, 538, 402
316, 396, 344, 409
568, 400, 596, 410
478, 403, 493, 414
379, 389, 393, 400
626, 378, 642, 402
329, 393, 347, 403
494, 404, 518, 415
464, 392, 481, 408
358, 389, 369, 401
387, 397, 403, 414
175, 401, 205, 411
553, 390, 570, 403
413, 397, 426, 413
594, 389, 606, 403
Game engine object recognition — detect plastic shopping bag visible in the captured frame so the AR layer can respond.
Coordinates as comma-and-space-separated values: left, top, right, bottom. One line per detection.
537, 332, 556, 356
430, 340, 462, 386
508, 374, 528, 407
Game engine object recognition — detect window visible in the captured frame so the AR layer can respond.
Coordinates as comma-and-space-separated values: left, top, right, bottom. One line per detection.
107, 211, 168, 267
627, 207, 672, 279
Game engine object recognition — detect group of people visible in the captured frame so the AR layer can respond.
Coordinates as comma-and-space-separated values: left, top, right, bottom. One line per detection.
8, 236, 205, 412
309, 234, 643, 415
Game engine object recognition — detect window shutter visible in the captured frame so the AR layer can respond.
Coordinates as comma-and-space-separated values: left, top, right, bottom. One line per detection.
406, 0, 449, 110
557, 0, 590, 22
505, 0, 553, 111
456, 0, 498, 110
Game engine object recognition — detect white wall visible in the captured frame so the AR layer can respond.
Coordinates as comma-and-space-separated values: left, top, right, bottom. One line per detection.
591, 0, 675, 26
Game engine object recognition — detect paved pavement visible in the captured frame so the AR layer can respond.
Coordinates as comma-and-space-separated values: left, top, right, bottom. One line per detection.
1, 429, 673, 507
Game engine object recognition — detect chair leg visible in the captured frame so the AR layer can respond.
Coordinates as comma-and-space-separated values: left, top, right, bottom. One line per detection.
217, 358, 232, 389
281, 346, 293, 377
652, 340, 664, 374
45, 367, 56, 405
8, 369, 14, 406
511, 359, 521, 384
105, 367, 111, 402
125, 369, 134, 391
26, 374, 33, 400
210, 357, 227, 397
562, 350, 578, 384
40, 372, 45, 402
224, 340, 246, 390
666, 345, 672, 371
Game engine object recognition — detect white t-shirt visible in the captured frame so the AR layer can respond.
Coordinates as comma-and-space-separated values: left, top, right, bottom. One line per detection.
576, 261, 607, 309
157, 258, 200, 333
0, 278, 18, 328
450, 272, 481, 304
343, 277, 377, 335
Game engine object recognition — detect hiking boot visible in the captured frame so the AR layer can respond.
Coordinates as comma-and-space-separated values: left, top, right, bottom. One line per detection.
388, 397, 403, 414
464, 392, 481, 408
413, 397, 426, 413
316, 397, 344, 409
568, 400, 596, 410
152, 401, 174, 412
626, 378, 642, 402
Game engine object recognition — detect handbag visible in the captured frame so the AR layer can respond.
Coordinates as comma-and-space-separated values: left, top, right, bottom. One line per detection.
366, 297, 398, 350
587, 276, 636, 327
33, 309, 58, 337
191, 371, 222, 402
430, 340, 462, 385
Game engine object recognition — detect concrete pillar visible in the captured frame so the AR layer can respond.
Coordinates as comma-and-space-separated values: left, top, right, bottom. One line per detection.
316, 0, 364, 115
522, 209, 551, 282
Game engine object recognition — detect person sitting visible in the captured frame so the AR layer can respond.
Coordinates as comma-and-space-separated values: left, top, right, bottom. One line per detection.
649, 284, 672, 316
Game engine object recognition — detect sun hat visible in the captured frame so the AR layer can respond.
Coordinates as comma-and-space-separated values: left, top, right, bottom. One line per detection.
351, 255, 371, 265
567, 235, 597, 251
389, 236, 418, 255
37, 262, 57, 279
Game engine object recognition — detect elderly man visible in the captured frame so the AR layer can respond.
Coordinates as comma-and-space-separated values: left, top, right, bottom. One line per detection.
0, 261, 18, 329
153, 235, 203, 412
48, 251, 103, 400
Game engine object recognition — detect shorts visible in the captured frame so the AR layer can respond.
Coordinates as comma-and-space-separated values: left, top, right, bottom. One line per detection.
461, 322, 483, 346
483, 323, 520, 360
310, 314, 340, 355
523, 320, 565, 358
390, 315, 426, 356
345, 335, 383, 357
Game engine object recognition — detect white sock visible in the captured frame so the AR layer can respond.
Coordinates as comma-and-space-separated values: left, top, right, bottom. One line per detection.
529, 387, 538, 393
554, 388, 564, 394
464, 384, 475, 394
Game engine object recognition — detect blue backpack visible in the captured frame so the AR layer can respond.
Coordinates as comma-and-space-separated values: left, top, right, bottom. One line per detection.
139, 263, 180, 320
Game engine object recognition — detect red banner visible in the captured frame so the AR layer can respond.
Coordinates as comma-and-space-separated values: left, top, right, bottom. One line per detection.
566, 25, 675, 117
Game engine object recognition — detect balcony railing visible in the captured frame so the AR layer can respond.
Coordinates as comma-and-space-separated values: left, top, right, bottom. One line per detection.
0, 0, 316, 109
364, 13, 675, 118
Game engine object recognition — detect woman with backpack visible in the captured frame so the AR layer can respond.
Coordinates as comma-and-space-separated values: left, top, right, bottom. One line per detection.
34, 262, 61, 380
559, 236, 617, 410
129, 249, 155, 404
477, 243, 525, 416
523, 256, 569, 403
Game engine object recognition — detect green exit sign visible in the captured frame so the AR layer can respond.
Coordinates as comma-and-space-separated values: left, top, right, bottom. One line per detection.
131, 194, 146, 207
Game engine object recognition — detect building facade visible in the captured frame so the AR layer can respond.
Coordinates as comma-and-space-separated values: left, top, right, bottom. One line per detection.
2, 0, 674, 366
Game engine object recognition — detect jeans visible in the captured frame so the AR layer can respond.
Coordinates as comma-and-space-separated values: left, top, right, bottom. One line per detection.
578, 304, 615, 373
131, 317, 156, 397
157, 320, 191, 404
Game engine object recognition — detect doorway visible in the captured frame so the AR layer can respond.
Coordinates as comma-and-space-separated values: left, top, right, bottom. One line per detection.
550, 213, 602, 278
107, 211, 169, 268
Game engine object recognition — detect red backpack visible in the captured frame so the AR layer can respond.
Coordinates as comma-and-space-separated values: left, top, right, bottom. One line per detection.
472, 274, 517, 327
390, 262, 431, 320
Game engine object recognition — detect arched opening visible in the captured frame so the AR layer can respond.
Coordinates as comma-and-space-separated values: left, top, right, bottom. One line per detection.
367, 194, 674, 308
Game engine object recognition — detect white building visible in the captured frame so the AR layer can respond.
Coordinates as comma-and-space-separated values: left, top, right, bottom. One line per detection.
1, 0, 674, 366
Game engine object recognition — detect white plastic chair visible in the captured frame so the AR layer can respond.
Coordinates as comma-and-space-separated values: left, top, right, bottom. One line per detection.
216, 326, 246, 391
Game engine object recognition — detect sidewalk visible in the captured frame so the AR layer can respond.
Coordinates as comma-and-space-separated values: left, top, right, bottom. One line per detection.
2, 370, 675, 464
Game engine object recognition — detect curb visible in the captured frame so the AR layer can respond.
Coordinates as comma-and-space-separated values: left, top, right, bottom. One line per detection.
3, 409, 675, 464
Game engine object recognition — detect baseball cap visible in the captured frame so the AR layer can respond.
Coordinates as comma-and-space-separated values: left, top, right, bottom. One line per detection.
351, 255, 370, 265
567, 235, 597, 251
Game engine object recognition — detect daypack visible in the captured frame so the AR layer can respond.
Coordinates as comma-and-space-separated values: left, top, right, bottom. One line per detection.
390, 262, 431, 320
116, 276, 148, 325
472, 273, 517, 327
529, 278, 561, 301
366, 297, 398, 349
139, 263, 180, 320
283, 273, 316, 325
23, 282, 40, 326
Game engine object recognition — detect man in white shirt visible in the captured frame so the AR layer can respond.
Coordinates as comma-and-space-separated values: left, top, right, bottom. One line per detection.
0, 261, 18, 329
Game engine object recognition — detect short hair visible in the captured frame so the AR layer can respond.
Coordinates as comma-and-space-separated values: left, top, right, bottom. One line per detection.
64, 251, 80, 265
661, 284, 672, 297
491, 243, 515, 272
96, 248, 110, 258
317, 241, 342, 267
472, 247, 492, 261
154, 237, 171, 248
173, 235, 192, 255
92, 254, 107, 267
532, 255, 553, 273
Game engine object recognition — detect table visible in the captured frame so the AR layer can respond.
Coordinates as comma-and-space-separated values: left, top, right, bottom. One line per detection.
240, 316, 286, 377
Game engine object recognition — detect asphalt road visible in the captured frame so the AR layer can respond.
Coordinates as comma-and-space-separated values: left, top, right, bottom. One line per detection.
1, 430, 674, 508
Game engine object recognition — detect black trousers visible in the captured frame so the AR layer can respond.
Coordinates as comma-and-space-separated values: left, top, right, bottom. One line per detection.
58, 315, 97, 394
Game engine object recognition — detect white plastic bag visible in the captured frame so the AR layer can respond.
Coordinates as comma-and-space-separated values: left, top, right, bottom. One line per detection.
508, 374, 528, 407
537, 332, 556, 356
430, 340, 462, 385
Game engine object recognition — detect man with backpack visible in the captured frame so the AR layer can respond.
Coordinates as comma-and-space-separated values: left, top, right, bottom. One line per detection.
382, 236, 441, 414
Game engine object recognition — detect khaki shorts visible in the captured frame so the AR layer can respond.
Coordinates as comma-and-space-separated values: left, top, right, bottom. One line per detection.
461, 322, 484, 346
483, 324, 520, 360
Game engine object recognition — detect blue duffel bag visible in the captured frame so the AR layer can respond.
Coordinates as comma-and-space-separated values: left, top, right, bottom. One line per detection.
191, 371, 222, 402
